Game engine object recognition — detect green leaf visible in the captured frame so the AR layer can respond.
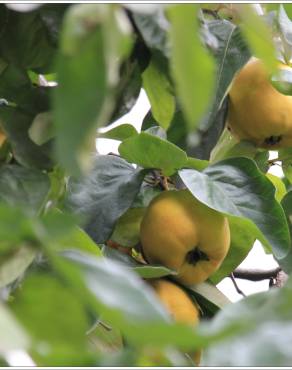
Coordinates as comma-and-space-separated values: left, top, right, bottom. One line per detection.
142, 58, 175, 130
67, 155, 145, 243
99, 124, 138, 141
167, 4, 215, 130
210, 216, 256, 284
236, 4, 277, 72
266, 173, 286, 202
119, 132, 188, 176
110, 207, 145, 247
0, 165, 50, 214
179, 157, 290, 259
0, 303, 29, 355
185, 157, 209, 171
0, 244, 36, 288
54, 4, 131, 175
210, 128, 257, 163
202, 278, 292, 366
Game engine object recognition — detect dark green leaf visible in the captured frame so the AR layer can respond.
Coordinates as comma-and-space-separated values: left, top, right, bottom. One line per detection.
67, 155, 145, 243
119, 132, 188, 176
179, 157, 290, 259
0, 165, 50, 214
132, 8, 170, 57
0, 5, 56, 72
206, 20, 251, 127
0, 106, 53, 170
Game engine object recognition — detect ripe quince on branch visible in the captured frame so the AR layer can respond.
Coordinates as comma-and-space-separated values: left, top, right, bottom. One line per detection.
227, 57, 292, 149
140, 190, 230, 285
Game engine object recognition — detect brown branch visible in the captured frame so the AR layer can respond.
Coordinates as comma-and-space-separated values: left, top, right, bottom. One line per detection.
233, 267, 281, 281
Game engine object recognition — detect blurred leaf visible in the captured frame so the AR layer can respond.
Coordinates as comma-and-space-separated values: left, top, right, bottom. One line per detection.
0, 244, 36, 288
41, 210, 102, 257
0, 165, 50, 214
67, 155, 145, 243
203, 278, 292, 366
271, 67, 292, 95
11, 272, 90, 354
54, 4, 131, 175
167, 4, 215, 130
28, 112, 54, 146
0, 303, 29, 355
210, 216, 256, 284
142, 58, 175, 130
0, 205, 35, 247
235, 4, 277, 71
99, 124, 138, 141
119, 132, 188, 176
62, 250, 169, 323
179, 157, 290, 260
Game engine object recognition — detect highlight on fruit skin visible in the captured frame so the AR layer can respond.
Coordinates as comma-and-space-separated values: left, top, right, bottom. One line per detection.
147, 278, 201, 365
140, 189, 230, 286
227, 57, 292, 149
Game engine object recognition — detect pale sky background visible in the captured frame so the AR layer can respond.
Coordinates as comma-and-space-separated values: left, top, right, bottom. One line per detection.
96, 89, 281, 303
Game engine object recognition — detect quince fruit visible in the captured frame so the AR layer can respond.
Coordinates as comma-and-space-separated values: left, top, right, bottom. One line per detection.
140, 190, 230, 285
148, 278, 201, 365
227, 57, 292, 149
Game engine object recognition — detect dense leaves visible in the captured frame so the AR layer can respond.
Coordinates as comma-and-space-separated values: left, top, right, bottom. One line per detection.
1, 3, 292, 367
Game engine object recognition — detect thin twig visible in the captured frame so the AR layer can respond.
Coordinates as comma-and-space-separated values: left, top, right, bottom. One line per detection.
230, 273, 246, 297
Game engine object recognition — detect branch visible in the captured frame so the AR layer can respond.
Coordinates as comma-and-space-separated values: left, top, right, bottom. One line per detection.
233, 267, 281, 281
